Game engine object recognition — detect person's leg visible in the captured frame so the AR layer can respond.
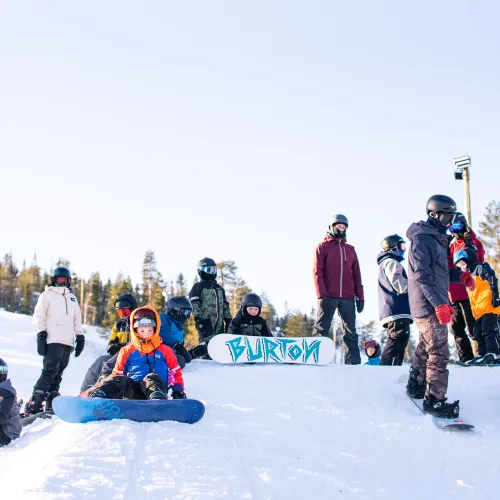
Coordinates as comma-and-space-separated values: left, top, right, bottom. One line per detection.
0, 427, 12, 447
337, 298, 360, 365
407, 318, 431, 397
140, 373, 168, 399
80, 355, 112, 393
312, 297, 338, 337
472, 317, 486, 357
482, 314, 500, 354
33, 344, 64, 394
460, 300, 478, 356
450, 302, 474, 362
49, 346, 72, 393
175, 353, 186, 369
380, 319, 411, 366
90, 375, 131, 399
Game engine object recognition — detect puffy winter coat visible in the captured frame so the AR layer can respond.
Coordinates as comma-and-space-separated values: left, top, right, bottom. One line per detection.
159, 313, 185, 347
228, 310, 273, 337
0, 379, 22, 440
33, 286, 83, 348
448, 231, 485, 302
313, 235, 364, 300
406, 222, 461, 318
467, 263, 500, 319
107, 293, 137, 351
365, 356, 381, 366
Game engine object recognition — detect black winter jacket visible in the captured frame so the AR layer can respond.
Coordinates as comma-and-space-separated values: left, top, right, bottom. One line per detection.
228, 310, 273, 337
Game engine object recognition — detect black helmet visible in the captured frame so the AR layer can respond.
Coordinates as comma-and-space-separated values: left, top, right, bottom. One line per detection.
114, 294, 138, 311
330, 214, 348, 227
166, 296, 193, 324
426, 195, 457, 227
381, 234, 405, 251
449, 212, 469, 236
197, 257, 217, 281
453, 247, 478, 269
51, 267, 71, 287
242, 293, 263, 308
0, 358, 7, 383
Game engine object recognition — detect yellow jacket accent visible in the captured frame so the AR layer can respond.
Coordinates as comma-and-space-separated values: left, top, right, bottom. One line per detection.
108, 320, 131, 347
468, 276, 500, 319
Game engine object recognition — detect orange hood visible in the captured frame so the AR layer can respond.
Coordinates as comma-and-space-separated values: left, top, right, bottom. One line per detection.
129, 305, 162, 353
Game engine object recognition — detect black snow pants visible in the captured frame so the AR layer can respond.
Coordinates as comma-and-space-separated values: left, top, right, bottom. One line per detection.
80, 354, 112, 393
450, 300, 476, 362
0, 427, 11, 447
34, 343, 72, 394
312, 297, 360, 364
380, 319, 412, 366
93, 373, 168, 400
473, 313, 500, 356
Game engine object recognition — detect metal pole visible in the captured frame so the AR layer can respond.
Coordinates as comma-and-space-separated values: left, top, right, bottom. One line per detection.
80, 279, 84, 306
463, 167, 472, 227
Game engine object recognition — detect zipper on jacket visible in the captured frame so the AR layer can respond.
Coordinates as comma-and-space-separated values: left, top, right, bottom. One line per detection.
63, 290, 68, 315
340, 243, 344, 298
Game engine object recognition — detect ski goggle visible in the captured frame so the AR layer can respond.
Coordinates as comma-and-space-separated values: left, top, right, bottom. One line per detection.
448, 221, 465, 234
117, 308, 131, 318
198, 265, 217, 275
115, 300, 133, 310
175, 308, 192, 319
436, 211, 457, 226
55, 276, 70, 285
364, 340, 379, 349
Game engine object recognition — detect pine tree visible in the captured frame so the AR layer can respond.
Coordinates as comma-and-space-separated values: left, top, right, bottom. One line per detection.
478, 200, 500, 274
0, 253, 18, 312
141, 250, 165, 311
175, 273, 188, 296
282, 309, 311, 337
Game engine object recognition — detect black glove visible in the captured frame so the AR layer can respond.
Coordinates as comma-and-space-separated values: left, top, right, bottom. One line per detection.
189, 343, 208, 359
199, 319, 214, 341
493, 291, 500, 308
172, 390, 187, 400
37, 331, 48, 356
356, 298, 365, 314
174, 343, 192, 364
75, 335, 85, 357
224, 318, 232, 333
107, 343, 121, 356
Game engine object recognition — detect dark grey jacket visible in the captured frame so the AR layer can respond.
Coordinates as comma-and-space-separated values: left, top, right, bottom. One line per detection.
0, 379, 22, 440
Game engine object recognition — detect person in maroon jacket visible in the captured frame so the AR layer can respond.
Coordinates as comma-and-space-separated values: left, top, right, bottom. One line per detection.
447, 213, 485, 362
312, 214, 364, 364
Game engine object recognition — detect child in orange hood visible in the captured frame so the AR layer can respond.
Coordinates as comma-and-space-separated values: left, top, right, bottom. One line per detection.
89, 306, 186, 400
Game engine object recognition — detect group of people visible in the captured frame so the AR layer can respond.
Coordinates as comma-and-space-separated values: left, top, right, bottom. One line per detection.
312, 194, 500, 418
2, 192, 500, 446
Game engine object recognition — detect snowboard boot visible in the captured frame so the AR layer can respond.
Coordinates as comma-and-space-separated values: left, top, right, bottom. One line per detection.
45, 391, 60, 412
406, 367, 426, 399
468, 352, 500, 365
88, 389, 107, 399
24, 390, 45, 416
423, 394, 460, 419
148, 390, 167, 400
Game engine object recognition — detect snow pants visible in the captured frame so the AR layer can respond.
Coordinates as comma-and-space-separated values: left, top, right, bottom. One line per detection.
34, 343, 72, 394
450, 299, 476, 362
473, 313, 500, 355
411, 313, 450, 400
380, 318, 412, 366
80, 354, 112, 393
312, 297, 361, 364
93, 373, 168, 400
0, 426, 11, 446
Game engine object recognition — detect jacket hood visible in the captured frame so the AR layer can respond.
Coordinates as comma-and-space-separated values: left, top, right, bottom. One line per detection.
115, 293, 138, 310
377, 251, 404, 265
406, 221, 448, 243
130, 305, 162, 353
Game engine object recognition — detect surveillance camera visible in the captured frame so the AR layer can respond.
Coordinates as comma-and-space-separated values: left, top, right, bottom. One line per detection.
454, 170, 463, 180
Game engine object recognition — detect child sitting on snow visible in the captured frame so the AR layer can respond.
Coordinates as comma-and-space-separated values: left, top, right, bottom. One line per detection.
89, 306, 185, 400
0, 358, 21, 447
453, 248, 500, 365
364, 340, 381, 365
228, 293, 273, 337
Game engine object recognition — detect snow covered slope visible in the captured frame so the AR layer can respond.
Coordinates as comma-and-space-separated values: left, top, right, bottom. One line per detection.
1, 310, 499, 500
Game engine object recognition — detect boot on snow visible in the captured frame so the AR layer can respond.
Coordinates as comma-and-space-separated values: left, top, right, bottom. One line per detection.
406, 367, 426, 399
423, 394, 460, 419
23, 390, 45, 416
466, 352, 500, 366
45, 391, 60, 411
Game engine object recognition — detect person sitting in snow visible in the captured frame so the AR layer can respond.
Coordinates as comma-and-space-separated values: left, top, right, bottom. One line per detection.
228, 293, 273, 337
0, 358, 21, 447
89, 306, 185, 400
363, 340, 381, 365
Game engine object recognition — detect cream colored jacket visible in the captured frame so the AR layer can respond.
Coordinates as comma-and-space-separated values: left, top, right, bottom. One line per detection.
33, 286, 84, 348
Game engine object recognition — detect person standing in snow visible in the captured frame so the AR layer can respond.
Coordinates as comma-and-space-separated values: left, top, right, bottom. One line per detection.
0, 358, 21, 447
447, 213, 485, 362
24, 267, 85, 415
312, 214, 364, 364
377, 235, 413, 365
405, 195, 475, 418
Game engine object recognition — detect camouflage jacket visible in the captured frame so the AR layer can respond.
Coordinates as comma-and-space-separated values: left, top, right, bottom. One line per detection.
189, 280, 232, 340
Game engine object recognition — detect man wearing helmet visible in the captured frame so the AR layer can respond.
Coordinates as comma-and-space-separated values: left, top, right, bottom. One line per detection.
405, 195, 476, 418
24, 267, 85, 415
189, 258, 232, 347
312, 214, 364, 364
0, 358, 21, 446
377, 235, 412, 365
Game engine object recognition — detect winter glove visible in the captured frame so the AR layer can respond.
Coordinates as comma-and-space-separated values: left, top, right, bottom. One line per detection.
172, 390, 187, 400
36, 331, 48, 356
189, 343, 208, 360
224, 318, 232, 333
199, 319, 214, 341
174, 343, 192, 364
74, 335, 85, 357
107, 343, 121, 356
460, 271, 476, 291
435, 304, 455, 325
492, 291, 500, 308
355, 298, 365, 314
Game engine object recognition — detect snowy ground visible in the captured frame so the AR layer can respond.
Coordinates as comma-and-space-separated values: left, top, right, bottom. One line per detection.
1, 310, 499, 500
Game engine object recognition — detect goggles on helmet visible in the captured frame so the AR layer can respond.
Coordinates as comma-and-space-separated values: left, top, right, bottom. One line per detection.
448, 221, 465, 234
364, 340, 379, 349
198, 265, 217, 275
436, 211, 457, 226
173, 307, 192, 319
55, 276, 69, 286
117, 308, 131, 318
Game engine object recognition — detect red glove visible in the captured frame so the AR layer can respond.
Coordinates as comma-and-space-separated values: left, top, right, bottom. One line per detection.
435, 304, 455, 325
460, 271, 476, 291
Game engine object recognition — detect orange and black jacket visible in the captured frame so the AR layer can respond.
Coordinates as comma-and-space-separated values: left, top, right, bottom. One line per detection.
468, 263, 500, 319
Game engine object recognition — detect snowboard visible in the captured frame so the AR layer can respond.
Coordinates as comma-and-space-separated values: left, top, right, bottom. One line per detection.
454, 360, 500, 367
208, 334, 334, 365
20, 411, 54, 427
52, 396, 205, 424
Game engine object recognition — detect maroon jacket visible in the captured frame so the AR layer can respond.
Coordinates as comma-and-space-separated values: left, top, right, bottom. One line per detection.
313, 235, 364, 300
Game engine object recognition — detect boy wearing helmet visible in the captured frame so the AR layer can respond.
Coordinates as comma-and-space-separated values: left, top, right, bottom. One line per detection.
405, 195, 475, 418
228, 293, 273, 337
89, 306, 185, 400
189, 258, 232, 344
0, 358, 21, 446
453, 248, 500, 365
363, 340, 381, 365
377, 235, 412, 366
25, 267, 85, 415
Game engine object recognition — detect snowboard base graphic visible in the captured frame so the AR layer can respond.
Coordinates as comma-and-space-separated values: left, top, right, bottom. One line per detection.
53, 396, 205, 424
208, 334, 334, 365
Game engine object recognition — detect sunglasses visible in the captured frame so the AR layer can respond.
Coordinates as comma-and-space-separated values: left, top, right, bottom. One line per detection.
198, 265, 217, 274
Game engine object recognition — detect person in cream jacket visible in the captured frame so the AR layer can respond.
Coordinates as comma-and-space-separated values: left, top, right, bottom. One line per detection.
24, 267, 85, 415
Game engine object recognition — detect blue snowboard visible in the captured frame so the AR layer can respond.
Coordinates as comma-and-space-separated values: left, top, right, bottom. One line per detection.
52, 396, 205, 425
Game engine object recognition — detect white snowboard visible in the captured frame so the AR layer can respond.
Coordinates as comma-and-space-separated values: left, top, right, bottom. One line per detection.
208, 334, 334, 365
